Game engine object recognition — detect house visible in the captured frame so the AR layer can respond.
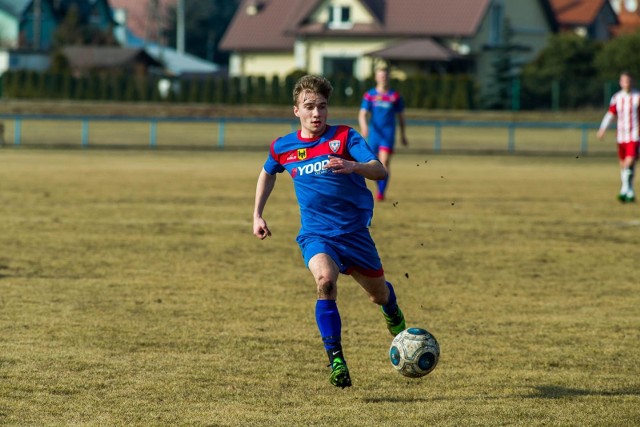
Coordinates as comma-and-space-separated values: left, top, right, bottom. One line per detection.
0, 0, 115, 51
110, 0, 221, 78
550, 0, 618, 40
0, 0, 55, 49
61, 45, 162, 77
219, 0, 558, 93
109, 0, 176, 45
610, 0, 640, 35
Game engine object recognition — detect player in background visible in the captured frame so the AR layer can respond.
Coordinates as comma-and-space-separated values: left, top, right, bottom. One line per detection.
253, 75, 406, 389
358, 66, 409, 201
597, 71, 640, 203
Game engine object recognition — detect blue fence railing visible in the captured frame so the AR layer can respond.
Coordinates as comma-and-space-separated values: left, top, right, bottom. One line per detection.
0, 114, 602, 154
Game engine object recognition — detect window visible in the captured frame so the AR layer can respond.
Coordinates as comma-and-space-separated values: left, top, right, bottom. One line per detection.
323, 56, 355, 77
328, 5, 352, 29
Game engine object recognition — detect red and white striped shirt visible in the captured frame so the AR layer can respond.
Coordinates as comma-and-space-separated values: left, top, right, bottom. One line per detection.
605, 89, 640, 143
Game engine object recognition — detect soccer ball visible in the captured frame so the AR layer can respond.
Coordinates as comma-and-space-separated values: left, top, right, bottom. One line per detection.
389, 327, 440, 378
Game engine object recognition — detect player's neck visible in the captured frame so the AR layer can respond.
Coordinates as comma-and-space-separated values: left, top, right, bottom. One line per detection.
376, 84, 389, 93
300, 125, 327, 139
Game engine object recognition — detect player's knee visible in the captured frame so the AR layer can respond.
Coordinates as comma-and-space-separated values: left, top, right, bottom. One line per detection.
316, 277, 336, 298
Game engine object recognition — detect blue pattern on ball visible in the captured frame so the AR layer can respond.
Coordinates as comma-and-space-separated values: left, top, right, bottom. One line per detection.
389, 346, 401, 366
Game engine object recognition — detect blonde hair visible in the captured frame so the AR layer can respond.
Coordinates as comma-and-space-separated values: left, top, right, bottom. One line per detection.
293, 75, 333, 105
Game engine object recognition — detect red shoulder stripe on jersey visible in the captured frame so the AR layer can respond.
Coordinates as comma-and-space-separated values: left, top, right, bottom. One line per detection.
275, 126, 354, 165
269, 138, 280, 162
331, 125, 354, 161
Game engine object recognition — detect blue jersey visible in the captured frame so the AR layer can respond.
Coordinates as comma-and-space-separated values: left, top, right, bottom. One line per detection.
263, 125, 378, 238
360, 88, 405, 149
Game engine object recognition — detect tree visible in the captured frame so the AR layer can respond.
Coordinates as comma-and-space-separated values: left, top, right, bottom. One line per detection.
52, 4, 117, 48
482, 19, 530, 110
521, 33, 600, 109
594, 31, 640, 81
164, 0, 240, 64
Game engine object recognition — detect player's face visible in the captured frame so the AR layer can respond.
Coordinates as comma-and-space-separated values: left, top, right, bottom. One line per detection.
294, 91, 328, 138
375, 69, 389, 87
620, 74, 633, 92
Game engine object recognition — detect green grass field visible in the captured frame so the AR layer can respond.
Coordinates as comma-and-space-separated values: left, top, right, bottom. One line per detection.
0, 148, 639, 426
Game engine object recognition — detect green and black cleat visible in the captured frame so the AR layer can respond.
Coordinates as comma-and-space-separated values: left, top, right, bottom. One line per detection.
382, 306, 406, 336
329, 357, 352, 389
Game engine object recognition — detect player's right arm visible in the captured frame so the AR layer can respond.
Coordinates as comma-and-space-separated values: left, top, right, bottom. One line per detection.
253, 169, 276, 240
597, 98, 617, 140
597, 111, 615, 140
358, 108, 369, 138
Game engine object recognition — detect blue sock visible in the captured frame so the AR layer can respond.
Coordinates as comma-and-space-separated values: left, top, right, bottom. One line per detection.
382, 281, 398, 315
315, 300, 342, 356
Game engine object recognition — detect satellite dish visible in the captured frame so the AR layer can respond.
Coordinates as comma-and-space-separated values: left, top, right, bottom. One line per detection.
626, 0, 638, 13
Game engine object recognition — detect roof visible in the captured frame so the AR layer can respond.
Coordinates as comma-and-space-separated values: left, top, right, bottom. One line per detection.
62, 46, 162, 69
0, 0, 32, 17
367, 39, 461, 61
550, 0, 609, 25
221, 0, 556, 51
220, 0, 303, 51
109, 0, 176, 41
383, 0, 491, 36
145, 45, 221, 76
611, 1, 640, 35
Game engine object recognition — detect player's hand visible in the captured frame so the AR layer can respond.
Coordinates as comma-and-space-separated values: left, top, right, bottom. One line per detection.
325, 155, 355, 174
253, 217, 272, 240
401, 135, 409, 147
596, 129, 605, 140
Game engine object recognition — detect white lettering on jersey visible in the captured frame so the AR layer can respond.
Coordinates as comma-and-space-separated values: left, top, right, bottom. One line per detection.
296, 159, 330, 176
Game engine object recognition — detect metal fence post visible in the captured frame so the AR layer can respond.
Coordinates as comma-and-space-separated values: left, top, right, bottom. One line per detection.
14, 118, 21, 146
581, 124, 588, 155
149, 120, 157, 148
217, 119, 225, 148
81, 120, 89, 147
434, 122, 441, 152
508, 124, 515, 153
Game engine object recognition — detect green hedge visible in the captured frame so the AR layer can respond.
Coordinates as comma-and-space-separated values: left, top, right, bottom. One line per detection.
1, 71, 478, 110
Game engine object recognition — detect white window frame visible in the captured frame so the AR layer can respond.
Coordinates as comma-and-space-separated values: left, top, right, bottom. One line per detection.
328, 5, 353, 30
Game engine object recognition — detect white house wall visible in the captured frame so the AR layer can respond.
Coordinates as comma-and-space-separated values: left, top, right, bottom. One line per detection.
0, 11, 19, 48
229, 51, 297, 78
305, 38, 390, 79
310, 0, 376, 25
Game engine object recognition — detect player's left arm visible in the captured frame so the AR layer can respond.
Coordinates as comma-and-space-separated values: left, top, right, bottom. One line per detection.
398, 111, 408, 146
325, 156, 386, 180
395, 94, 408, 146
324, 127, 386, 179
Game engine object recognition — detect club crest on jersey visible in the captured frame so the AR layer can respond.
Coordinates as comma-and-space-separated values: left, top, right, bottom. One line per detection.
297, 149, 307, 160
329, 140, 341, 153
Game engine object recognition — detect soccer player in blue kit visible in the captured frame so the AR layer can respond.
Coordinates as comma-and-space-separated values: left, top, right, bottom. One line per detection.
253, 75, 406, 389
359, 67, 408, 201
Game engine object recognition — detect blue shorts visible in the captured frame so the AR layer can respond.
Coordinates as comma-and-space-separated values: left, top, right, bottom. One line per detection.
296, 229, 384, 277
367, 135, 395, 155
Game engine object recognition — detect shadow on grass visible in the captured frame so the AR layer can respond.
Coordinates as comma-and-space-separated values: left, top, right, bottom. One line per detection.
364, 385, 640, 403
362, 397, 432, 403
524, 385, 640, 399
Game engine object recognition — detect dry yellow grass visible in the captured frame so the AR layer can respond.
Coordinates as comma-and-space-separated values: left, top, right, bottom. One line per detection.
0, 148, 638, 426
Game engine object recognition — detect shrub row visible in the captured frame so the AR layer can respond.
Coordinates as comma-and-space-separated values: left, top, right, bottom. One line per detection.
1, 70, 478, 110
